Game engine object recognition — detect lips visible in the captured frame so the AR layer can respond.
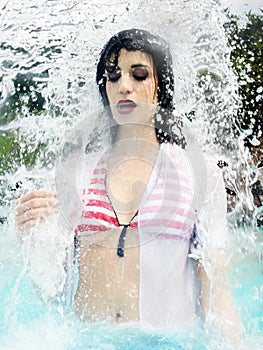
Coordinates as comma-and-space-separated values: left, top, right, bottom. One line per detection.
117, 100, 137, 115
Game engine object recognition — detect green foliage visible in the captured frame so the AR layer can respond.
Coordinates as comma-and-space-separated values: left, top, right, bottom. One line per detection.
0, 130, 46, 175
0, 72, 47, 175
0, 130, 20, 174
224, 10, 263, 146
0, 72, 47, 125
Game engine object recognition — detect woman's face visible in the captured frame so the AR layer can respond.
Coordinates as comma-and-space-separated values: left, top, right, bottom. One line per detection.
105, 49, 158, 124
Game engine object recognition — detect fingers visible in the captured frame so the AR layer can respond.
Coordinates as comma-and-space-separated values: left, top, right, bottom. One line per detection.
15, 197, 58, 215
17, 216, 46, 232
15, 190, 59, 232
16, 190, 57, 205
16, 206, 59, 226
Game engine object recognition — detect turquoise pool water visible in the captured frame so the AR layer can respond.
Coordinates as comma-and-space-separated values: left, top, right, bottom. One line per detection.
0, 226, 262, 349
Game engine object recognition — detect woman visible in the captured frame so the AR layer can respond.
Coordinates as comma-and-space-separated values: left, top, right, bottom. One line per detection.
16, 29, 242, 342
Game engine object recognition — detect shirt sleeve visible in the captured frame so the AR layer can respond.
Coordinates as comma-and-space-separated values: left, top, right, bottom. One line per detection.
189, 158, 228, 260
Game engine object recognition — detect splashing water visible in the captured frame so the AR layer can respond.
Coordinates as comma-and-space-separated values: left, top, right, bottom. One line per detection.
0, 0, 262, 349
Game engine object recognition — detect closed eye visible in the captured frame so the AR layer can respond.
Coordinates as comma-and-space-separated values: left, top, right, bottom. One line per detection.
132, 67, 149, 81
106, 67, 150, 83
107, 69, 121, 82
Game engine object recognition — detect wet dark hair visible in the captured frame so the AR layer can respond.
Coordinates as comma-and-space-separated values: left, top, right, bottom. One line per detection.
96, 28, 177, 144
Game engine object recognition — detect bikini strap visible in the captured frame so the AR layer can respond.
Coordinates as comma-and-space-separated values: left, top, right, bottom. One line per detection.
117, 224, 129, 257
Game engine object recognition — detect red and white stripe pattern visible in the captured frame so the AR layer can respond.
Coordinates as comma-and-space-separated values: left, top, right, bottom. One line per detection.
77, 158, 138, 234
138, 143, 195, 241
77, 143, 196, 241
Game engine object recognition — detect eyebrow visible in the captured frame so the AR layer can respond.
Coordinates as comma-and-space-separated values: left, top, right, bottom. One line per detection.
112, 64, 150, 70
130, 64, 150, 69
106, 64, 150, 73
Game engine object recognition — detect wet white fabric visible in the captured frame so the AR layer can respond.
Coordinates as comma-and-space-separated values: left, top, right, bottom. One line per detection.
24, 141, 227, 325
139, 144, 227, 327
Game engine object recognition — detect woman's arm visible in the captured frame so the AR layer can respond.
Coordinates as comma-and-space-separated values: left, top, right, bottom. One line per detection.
15, 190, 70, 300
198, 251, 243, 347
196, 158, 244, 346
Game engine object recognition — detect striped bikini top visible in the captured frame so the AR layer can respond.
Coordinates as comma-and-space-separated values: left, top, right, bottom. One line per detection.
77, 162, 139, 232
76, 142, 196, 242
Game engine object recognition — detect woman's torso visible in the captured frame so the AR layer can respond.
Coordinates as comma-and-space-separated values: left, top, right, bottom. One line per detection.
74, 143, 199, 325
75, 227, 140, 322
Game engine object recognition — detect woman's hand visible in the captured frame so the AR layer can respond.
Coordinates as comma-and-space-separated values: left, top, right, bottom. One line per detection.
15, 190, 59, 235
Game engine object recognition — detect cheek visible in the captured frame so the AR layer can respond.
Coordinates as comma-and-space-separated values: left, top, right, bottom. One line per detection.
153, 76, 158, 103
105, 84, 110, 99
144, 79, 157, 103
105, 83, 116, 104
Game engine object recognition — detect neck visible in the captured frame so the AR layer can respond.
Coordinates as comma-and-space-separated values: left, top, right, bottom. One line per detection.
116, 122, 159, 145
112, 123, 159, 161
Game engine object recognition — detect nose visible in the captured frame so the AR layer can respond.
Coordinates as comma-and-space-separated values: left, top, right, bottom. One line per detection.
118, 74, 133, 95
